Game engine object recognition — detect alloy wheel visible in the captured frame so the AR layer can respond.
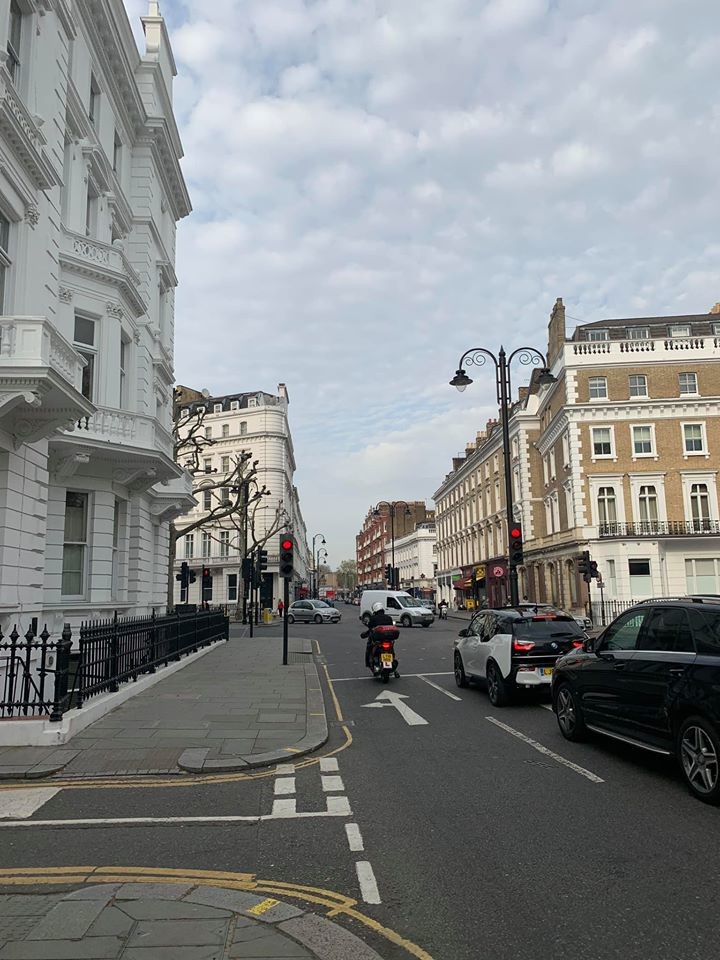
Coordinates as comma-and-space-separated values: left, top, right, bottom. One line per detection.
556, 687, 576, 735
681, 724, 719, 795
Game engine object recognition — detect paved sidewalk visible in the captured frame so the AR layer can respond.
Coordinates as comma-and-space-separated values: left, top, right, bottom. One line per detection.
0, 626, 327, 780
0, 882, 384, 959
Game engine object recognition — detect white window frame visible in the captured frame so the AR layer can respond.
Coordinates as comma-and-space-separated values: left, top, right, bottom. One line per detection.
221, 456, 230, 473
626, 326, 650, 340
631, 423, 655, 458
213, 403, 222, 413
628, 374, 648, 398
202, 531, 211, 558
587, 329, 608, 341
248, 397, 257, 408
588, 475, 626, 528
7, 1, 22, 85
62, 491, 89, 598
682, 422, 707, 457
184, 533, 194, 559
219, 530, 230, 558
669, 324, 691, 338
239, 421, 247, 436
227, 573, 238, 601
0, 212, 11, 313
205, 426, 212, 439
591, 425, 615, 460
222, 423, 229, 438
203, 488, 212, 511
230, 400, 239, 411
681, 473, 719, 530
588, 376, 608, 399
713, 323, 720, 337
73, 313, 97, 402
678, 372, 698, 396
629, 474, 667, 528
685, 558, 719, 595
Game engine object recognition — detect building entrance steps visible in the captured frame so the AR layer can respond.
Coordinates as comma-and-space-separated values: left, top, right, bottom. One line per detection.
0, 626, 328, 779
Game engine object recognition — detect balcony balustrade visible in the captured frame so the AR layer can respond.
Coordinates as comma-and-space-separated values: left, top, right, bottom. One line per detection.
599, 520, 720, 538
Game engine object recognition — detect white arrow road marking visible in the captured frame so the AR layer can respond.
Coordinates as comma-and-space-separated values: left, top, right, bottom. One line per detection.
362, 691, 429, 726
0, 788, 60, 820
485, 717, 604, 783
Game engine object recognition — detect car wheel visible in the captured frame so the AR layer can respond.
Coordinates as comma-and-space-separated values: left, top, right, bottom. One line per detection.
314, 614, 323, 624
677, 716, 720, 805
486, 660, 511, 707
555, 683, 586, 741
361, 613, 370, 626
454, 653, 469, 688
400, 615, 412, 628
287, 614, 295, 624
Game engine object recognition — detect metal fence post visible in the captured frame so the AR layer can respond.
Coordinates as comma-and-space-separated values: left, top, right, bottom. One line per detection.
148, 609, 157, 673
109, 611, 119, 692
50, 623, 72, 723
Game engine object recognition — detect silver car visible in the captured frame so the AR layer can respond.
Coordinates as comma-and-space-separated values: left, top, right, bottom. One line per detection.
287, 600, 342, 624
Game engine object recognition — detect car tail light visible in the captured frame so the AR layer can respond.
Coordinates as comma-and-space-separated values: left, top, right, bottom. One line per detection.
381, 641, 393, 650
513, 639, 535, 652
572, 640, 584, 648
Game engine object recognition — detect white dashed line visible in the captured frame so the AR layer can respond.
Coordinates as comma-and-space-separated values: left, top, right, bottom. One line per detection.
355, 861, 381, 904
417, 675, 462, 701
321, 775, 345, 793
319, 757, 339, 772
326, 795, 352, 815
485, 716, 605, 783
345, 823, 364, 852
273, 777, 296, 795
275, 764, 296, 775
271, 798, 298, 817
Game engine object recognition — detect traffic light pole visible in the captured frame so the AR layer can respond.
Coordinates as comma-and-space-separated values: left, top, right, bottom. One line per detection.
282, 576, 289, 666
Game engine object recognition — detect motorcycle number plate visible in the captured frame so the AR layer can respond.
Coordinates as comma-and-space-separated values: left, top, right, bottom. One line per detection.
381, 654, 393, 665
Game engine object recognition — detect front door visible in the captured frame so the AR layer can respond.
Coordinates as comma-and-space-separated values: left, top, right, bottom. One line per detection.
578, 609, 648, 728
621, 606, 696, 747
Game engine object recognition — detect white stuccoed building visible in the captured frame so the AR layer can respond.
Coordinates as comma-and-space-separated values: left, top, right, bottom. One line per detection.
173, 384, 310, 612
389, 523, 437, 598
0, 0, 193, 638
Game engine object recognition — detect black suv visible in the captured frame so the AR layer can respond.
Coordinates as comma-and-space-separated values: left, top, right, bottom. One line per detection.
551, 597, 720, 804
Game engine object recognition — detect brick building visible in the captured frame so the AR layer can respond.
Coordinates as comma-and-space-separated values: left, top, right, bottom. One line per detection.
356, 502, 433, 587
435, 300, 720, 617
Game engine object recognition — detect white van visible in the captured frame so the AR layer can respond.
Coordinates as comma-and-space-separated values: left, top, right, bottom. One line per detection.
360, 591, 434, 628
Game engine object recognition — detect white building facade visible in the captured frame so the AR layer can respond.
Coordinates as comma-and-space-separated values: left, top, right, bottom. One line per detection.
389, 523, 437, 598
173, 384, 310, 611
0, 0, 192, 638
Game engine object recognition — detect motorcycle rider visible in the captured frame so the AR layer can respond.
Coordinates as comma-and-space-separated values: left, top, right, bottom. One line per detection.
362, 601, 394, 668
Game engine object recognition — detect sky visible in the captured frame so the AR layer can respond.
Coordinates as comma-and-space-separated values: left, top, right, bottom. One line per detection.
123, 0, 720, 565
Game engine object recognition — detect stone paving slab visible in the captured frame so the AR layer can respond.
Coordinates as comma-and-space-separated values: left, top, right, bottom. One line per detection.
0, 886, 386, 960
0, 629, 328, 779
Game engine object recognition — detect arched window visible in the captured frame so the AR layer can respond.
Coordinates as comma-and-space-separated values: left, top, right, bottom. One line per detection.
638, 485, 658, 531
597, 487, 617, 529
690, 483, 710, 532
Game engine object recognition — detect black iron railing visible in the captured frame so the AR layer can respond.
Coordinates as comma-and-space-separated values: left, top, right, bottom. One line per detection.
590, 599, 642, 626
0, 609, 228, 721
599, 520, 720, 538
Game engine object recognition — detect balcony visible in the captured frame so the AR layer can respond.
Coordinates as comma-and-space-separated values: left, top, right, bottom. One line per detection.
59, 229, 146, 318
570, 337, 720, 364
599, 520, 720, 538
0, 316, 94, 446
48, 407, 180, 488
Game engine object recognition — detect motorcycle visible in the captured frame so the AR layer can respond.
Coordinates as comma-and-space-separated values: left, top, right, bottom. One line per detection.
363, 624, 400, 683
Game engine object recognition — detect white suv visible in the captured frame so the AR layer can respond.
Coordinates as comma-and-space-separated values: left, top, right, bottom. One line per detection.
453, 608, 585, 706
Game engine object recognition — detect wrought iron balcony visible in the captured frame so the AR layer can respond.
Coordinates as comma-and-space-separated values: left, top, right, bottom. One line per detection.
599, 520, 720, 538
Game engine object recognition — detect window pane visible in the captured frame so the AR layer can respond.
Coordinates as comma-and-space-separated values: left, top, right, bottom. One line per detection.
633, 426, 652, 454
639, 608, 694, 653
588, 330, 608, 341
679, 373, 697, 395
184, 534, 194, 559
603, 611, 645, 650
222, 424, 229, 437
79, 352, 94, 400
221, 456, 229, 473
629, 375, 647, 397
74, 316, 95, 346
629, 559, 651, 576
689, 608, 720, 655
64, 492, 87, 542
684, 424, 703, 451
670, 325, 691, 337
61, 545, 84, 595
627, 327, 649, 339
0, 214, 9, 253
589, 377, 607, 399
203, 490, 212, 510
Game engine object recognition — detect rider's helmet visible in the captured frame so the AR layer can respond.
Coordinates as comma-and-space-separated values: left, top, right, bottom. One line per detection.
371, 601, 384, 613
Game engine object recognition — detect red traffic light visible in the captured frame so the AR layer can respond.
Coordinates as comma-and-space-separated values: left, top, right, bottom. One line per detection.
281, 538, 294, 550
203, 568, 210, 578
510, 527, 522, 539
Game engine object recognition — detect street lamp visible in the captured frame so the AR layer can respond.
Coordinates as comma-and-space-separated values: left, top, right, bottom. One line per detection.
311, 533, 326, 597
449, 345, 555, 606
374, 501, 412, 589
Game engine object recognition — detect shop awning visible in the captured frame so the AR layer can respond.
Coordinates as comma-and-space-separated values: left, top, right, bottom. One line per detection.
453, 578, 473, 590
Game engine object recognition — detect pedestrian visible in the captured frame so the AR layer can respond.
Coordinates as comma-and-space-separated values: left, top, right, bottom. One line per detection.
278, 598, 284, 617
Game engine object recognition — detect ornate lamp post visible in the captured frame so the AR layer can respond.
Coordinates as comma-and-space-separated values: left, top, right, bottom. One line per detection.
449, 345, 555, 607
311, 533, 326, 597
374, 501, 411, 589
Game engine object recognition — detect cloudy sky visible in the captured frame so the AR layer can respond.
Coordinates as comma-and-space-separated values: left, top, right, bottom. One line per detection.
124, 0, 719, 565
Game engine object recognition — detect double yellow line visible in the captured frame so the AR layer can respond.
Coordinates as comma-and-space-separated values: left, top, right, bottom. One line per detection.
0, 865, 433, 960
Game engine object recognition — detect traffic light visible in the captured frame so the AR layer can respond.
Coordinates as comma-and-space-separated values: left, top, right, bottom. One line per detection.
176, 561, 189, 589
279, 536, 294, 578
393, 566, 399, 589
202, 567, 212, 599
188, 568, 196, 585
589, 560, 599, 580
241, 557, 253, 584
577, 551, 590, 581
385, 564, 392, 583
258, 549, 268, 572
509, 524, 523, 565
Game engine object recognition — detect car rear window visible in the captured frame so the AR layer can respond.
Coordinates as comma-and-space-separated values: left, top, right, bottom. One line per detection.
689, 608, 720, 656
511, 616, 583, 639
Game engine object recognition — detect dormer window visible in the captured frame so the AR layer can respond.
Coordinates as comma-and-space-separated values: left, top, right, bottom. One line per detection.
230, 400, 239, 411
213, 403, 222, 413
586, 329, 608, 342
248, 397, 257, 408
669, 324, 691, 338
627, 327, 650, 340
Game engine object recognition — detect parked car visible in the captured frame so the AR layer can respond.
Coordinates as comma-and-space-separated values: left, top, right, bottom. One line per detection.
552, 597, 720, 804
287, 600, 342, 624
454, 608, 585, 705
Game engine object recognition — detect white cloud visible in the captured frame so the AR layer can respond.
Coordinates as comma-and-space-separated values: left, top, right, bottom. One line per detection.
122, 0, 720, 561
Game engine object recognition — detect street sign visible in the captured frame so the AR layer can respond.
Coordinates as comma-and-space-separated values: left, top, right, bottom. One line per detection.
491, 563, 506, 579
362, 691, 428, 726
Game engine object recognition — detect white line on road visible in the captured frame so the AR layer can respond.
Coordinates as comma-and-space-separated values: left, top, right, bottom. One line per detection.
273, 777, 296, 795
355, 861, 381, 904
275, 764, 296, 775
417, 675, 462, 701
321, 775, 345, 793
345, 823, 364, 852
271, 797, 297, 817
319, 757, 339, 772
331, 671, 454, 682
0, 788, 60, 820
485, 717, 604, 784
